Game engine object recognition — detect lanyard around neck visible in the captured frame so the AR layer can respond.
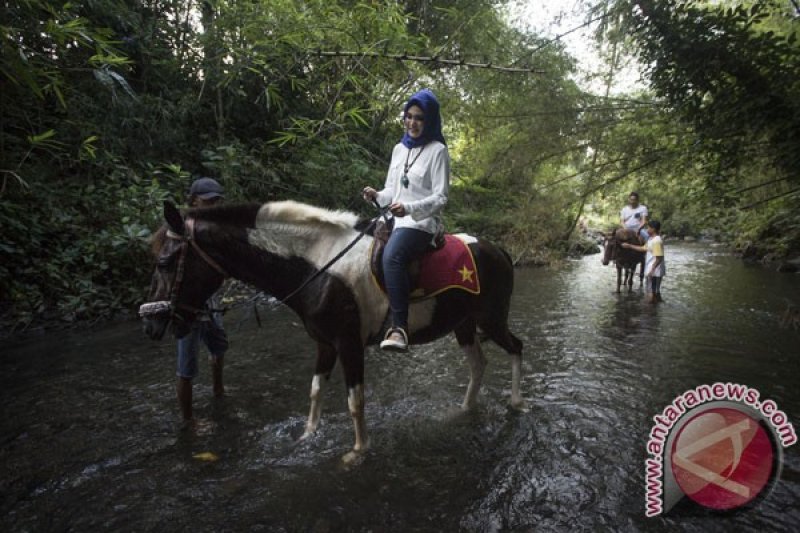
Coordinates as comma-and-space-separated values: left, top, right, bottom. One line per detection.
402, 145, 425, 188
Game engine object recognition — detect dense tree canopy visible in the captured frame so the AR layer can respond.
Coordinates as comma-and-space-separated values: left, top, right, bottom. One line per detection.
591, 0, 800, 249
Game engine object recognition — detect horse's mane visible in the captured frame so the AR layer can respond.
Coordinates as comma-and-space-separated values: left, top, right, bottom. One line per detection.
149, 201, 359, 256
255, 200, 359, 230
188, 203, 263, 227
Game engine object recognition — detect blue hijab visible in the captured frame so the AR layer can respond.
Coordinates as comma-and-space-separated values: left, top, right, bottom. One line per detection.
401, 89, 447, 149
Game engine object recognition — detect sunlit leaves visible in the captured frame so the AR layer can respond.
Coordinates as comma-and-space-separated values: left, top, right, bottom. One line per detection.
589, 0, 800, 247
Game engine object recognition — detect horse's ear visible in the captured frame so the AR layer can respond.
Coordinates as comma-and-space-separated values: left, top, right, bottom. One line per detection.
164, 201, 185, 235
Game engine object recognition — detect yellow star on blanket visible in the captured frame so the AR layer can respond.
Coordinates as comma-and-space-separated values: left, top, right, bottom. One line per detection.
458, 265, 474, 282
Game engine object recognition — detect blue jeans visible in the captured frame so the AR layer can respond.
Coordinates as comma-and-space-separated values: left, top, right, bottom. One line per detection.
383, 228, 433, 330
176, 315, 228, 379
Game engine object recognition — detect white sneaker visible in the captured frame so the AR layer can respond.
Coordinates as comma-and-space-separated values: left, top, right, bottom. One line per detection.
380, 328, 409, 352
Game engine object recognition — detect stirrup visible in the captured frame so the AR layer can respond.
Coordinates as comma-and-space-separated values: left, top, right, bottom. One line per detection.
380, 327, 409, 352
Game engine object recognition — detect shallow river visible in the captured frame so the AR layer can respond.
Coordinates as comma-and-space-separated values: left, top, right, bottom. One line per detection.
2, 242, 799, 531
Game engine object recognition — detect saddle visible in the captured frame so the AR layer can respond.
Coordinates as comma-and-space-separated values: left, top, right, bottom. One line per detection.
370, 220, 480, 300
615, 228, 644, 245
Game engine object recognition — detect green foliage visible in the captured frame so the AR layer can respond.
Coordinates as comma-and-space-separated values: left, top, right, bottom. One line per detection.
582, 0, 800, 252
611, 1, 799, 191
0, 165, 174, 329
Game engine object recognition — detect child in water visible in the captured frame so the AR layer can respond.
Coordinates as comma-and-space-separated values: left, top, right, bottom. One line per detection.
622, 220, 665, 303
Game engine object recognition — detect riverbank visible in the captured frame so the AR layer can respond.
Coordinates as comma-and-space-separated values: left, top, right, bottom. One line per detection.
737, 242, 800, 273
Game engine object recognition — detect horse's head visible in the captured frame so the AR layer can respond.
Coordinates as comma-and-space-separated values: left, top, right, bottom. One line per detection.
601, 231, 616, 266
141, 201, 227, 340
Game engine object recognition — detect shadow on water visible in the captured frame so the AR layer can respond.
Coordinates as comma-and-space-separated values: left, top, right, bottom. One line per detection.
1, 243, 799, 531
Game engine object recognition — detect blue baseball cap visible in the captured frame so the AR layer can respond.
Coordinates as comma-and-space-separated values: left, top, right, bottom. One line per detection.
189, 177, 224, 199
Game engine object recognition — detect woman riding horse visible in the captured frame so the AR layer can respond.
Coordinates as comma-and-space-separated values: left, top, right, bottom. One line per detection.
362, 88, 449, 353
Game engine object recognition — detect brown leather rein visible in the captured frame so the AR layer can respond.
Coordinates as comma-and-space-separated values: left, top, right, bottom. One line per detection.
169, 218, 228, 277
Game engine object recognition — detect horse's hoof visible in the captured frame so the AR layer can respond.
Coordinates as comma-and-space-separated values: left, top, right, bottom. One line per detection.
510, 398, 530, 413
341, 449, 366, 467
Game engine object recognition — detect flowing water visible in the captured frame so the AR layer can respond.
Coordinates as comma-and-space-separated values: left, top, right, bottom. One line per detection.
2, 242, 799, 532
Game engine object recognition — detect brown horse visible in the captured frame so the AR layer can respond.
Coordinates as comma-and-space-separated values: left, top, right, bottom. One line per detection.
141, 200, 524, 462
601, 228, 645, 293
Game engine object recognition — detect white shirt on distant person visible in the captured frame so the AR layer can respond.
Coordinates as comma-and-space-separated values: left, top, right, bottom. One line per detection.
620, 204, 648, 231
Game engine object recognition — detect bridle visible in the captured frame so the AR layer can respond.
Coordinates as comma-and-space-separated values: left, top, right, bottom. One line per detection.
138, 218, 228, 324
602, 233, 617, 261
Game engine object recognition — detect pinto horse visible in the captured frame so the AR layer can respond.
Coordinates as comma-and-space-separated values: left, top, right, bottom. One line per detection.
601, 228, 645, 293
141, 200, 524, 461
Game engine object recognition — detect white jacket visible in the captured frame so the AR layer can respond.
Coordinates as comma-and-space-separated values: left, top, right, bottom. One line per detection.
375, 141, 449, 235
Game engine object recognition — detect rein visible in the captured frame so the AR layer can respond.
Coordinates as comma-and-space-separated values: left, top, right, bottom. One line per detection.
228, 200, 390, 330
271, 200, 390, 307
174, 219, 229, 278
170, 219, 228, 318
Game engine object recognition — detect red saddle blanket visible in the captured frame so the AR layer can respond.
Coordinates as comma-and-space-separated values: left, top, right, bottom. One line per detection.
371, 234, 481, 300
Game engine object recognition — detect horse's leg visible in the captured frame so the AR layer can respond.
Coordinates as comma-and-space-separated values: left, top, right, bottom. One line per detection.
337, 337, 368, 464
478, 319, 525, 410
454, 320, 486, 410
616, 264, 622, 293
473, 240, 525, 409
301, 342, 337, 439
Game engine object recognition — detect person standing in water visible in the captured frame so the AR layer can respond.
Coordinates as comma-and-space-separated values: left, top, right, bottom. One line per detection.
622, 220, 665, 303
175, 177, 229, 420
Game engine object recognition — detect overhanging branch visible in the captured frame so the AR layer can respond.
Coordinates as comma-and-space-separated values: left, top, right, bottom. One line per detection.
314, 50, 546, 74
740, 186, 800, 210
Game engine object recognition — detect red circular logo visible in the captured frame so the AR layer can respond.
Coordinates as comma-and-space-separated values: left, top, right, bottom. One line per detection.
670, 407, 774, 510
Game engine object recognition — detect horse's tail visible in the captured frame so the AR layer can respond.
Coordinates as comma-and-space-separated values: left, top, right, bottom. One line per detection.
474, 239, 522, 356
